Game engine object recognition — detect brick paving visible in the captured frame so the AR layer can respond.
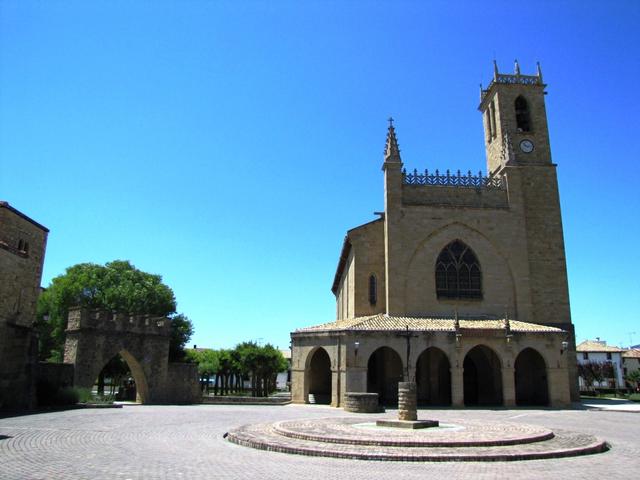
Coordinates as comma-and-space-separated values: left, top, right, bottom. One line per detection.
0, 404, 638, 479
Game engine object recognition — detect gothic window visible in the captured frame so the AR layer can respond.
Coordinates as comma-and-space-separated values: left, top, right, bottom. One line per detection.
515, 96, 531, 132
435, 240, 482, 300
490, 101, 497, 138
485, 110, 492, 142
368, 274, 377, 306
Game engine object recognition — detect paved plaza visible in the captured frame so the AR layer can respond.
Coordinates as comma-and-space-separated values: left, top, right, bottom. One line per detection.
0, 404, 638, 479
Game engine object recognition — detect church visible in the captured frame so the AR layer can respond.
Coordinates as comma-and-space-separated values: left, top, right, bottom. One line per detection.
291, 62, 578, 408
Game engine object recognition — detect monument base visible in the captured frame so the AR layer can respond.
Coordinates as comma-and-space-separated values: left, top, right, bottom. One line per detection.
375, 419, 439, 429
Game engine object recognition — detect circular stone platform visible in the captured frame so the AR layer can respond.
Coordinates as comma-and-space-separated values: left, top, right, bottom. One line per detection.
226, 417, 609, 462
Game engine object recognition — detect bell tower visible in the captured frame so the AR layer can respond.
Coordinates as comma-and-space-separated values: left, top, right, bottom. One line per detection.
479, 60, 551, 175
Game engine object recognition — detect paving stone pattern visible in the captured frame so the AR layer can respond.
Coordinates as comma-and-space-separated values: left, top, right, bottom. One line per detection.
271, 418, 555, 446
0, 405, 638, 479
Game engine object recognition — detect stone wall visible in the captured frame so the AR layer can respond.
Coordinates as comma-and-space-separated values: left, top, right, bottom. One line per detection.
0, 322, 38, 409
165, 363, 201, 404
0, 202, 48, 410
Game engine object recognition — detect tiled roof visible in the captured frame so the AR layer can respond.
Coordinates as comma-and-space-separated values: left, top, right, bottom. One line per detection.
623, 349, 640, 358
576, 340, 625, 353
295, 314, 564, 334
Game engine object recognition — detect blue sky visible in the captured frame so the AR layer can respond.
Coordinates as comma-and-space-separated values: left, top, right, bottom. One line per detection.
2, 1, 639, 350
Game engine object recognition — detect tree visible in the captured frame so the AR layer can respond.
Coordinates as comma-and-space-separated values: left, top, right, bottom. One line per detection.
168, 314, 194, 362
36, 260, 185, 361
625, 369, 640, 391
186, 349, 219, 393
578, 361, 615, 391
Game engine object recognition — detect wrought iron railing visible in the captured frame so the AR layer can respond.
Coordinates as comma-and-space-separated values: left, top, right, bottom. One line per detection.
402, 169, 504, 189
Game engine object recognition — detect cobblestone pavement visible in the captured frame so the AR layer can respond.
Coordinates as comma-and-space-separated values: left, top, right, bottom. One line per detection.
0, 404, 638, 479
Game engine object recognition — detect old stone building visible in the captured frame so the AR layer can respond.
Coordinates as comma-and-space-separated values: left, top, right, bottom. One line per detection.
291, 62, 578, 408
0, 201, 49, 409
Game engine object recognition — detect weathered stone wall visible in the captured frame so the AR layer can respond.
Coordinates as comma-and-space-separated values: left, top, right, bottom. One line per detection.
0, 202, 48, 410
0, 203, 48, 328
166, 363, 201, 404
0, 322, 38, 409
402, 184, 508, 209
37, 362, 75, 398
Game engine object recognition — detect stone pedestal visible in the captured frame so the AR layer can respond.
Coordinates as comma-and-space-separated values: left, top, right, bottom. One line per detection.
398, 381, 417, 421
344, 392, 383, 413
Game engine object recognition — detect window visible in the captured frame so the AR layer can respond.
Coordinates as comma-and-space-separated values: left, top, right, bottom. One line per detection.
583, 352, 589, 360
485, 110, 492, 142
515, 96, 531, 132
368, 274, 377, 306
490, 101, 497, 138
435, 240, 482, 299
606, 352, 612, 360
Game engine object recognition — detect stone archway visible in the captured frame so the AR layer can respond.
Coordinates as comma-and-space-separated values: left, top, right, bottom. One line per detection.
306, 348, 331, 404
515, 347, 549, 406
416, 347, 451, 405
367, 347, 403, 405
63, 307, 200, 404
464, 345, 503, 406
93, 350, 150, 403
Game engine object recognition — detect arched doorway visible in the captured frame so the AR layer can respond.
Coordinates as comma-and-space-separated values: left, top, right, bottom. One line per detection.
93, 350, 150, 403
463, 345, 503, 406
416, 347, 451, 405
307, 348, 331, 404
367, 347, 403, 405
515, 348, 549, 406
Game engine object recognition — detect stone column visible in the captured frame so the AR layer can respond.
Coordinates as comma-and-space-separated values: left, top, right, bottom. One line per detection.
398, 381, 417, 421
501, 366, 516, 407
451, 366, 464, 407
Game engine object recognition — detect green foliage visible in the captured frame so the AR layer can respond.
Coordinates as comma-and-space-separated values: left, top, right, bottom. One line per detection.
628, 393, 640, 402
624, 369, 640, 386
168, 314, 194, 361
76, 388, 93, 403
36, 260, 184, 361
190, 342, 288, 397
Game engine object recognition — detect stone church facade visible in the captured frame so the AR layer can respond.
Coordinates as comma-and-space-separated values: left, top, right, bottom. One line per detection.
291, 62, 578, 408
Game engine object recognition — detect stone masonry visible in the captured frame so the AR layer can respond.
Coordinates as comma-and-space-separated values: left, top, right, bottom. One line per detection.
292, 61, 577, 409
0, 202, 48, 409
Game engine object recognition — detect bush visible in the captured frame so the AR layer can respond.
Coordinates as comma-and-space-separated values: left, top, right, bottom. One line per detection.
76, 388, 93, 403
628, 393, 640, 402
52, 387, 80, 406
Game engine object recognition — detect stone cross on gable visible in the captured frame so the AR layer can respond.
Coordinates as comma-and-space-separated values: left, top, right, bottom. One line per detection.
397, 325, 419, 381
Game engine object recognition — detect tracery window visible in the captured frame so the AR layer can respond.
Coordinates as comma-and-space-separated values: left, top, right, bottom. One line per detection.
435, 240, 482, 299
368, 274, 377, 306
515, 96, 531, 132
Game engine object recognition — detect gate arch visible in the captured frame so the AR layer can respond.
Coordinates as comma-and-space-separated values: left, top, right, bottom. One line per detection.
367, 346, 403, 405
515, 347, 549, 406
463, 344, 503, 406
63, 308, 178, 404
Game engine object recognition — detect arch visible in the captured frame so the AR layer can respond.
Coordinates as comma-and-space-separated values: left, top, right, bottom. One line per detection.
367, 346, 403, 405
368, 274, 377, 306
490, 100, 497, 137
435, 240, 482, 299
463, 345, 503, 406
515, 347, 549, 406
89, 350, 150, 403
515, 96, 531, 132
306, 347, 331, 404
403, 221, 520, 319
415, 347, 451, 405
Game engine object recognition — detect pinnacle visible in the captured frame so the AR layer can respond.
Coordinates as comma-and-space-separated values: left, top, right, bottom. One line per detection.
384, 118, 401, 162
